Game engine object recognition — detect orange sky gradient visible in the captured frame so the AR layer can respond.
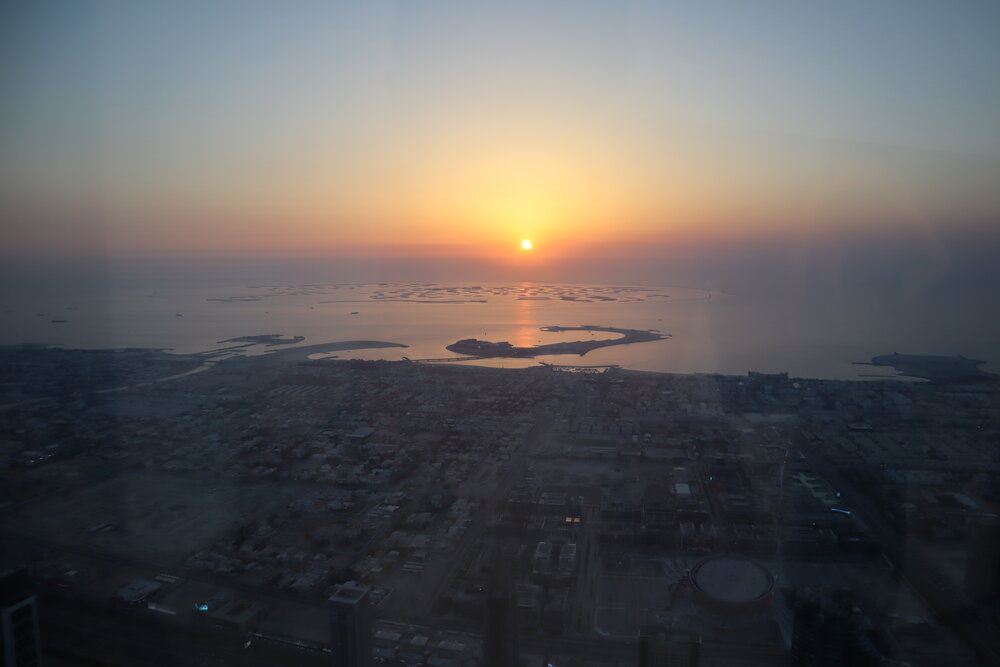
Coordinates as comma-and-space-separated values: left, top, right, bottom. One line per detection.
2, 2, 999, 273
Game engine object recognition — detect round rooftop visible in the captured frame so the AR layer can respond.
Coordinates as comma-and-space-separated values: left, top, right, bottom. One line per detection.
690, 555, 774, 612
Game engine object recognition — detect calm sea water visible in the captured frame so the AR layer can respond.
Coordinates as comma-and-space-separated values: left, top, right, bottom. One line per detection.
2, 281, 997, 380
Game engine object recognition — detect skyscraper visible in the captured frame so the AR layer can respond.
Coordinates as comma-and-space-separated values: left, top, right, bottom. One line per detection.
329, 583, 371, 667
964, 518, 1000, 603
484, 558, 518, 667
1, 569, 42, 667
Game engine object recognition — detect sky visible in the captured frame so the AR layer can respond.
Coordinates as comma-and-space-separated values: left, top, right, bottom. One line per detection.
2, 0, 999, 287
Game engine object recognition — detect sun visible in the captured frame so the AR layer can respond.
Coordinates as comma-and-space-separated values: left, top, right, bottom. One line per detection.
521, 239, 533, 250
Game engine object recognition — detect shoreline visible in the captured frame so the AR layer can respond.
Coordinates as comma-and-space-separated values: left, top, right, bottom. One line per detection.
5, 340, 996, 386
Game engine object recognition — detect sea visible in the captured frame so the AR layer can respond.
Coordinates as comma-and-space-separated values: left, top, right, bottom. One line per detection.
2, 280, 997, 381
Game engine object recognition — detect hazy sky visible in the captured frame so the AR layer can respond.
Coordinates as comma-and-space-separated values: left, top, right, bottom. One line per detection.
2, 0, 999, 274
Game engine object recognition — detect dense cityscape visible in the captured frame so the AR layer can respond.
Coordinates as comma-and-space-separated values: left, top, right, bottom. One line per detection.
1, 344, 997, 665
5, 1, 1000, 665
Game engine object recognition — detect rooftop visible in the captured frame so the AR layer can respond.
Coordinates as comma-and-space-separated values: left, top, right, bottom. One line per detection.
691, 555, 773, 605
330, 583, 370, 604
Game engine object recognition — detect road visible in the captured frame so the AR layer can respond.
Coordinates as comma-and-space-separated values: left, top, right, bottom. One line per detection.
421, 410, 554, 617
566, 503, 600, 633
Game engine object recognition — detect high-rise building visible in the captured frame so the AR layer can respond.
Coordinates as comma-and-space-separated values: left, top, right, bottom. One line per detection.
329, 583, 371, 667
789, 592, 882, 667
964, 518, 1000, 603
638, 629, 701, 667
1, 569, 42, 667
484, 560, 518, 667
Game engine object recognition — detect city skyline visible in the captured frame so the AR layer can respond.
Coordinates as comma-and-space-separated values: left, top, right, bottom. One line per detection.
2, 4, 999, 664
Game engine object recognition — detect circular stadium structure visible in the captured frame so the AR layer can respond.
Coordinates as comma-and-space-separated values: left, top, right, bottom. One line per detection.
690, 555, 775, 616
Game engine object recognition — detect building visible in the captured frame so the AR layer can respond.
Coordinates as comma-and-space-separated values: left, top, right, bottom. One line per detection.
645, 555, 789, 666
115, 577, 162, 606
1, 569, 42, 667
329, 583, 372, 667
788, 591, 883, 667
964, 517, 1000, 603
484, 562, 518, 667
638, 629, 701, 667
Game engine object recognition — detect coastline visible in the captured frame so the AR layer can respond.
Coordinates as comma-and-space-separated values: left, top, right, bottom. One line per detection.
5, 339, 995, 386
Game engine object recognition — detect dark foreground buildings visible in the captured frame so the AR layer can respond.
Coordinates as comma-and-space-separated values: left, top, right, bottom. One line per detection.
1, 569, 42, 667
483, 560, 519, 667
330, 583, 372, 667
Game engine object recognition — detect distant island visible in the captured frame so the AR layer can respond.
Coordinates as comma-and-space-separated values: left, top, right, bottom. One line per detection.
446, 325, 668, 358
858, 353, 995, 383
217, 334, 305, 346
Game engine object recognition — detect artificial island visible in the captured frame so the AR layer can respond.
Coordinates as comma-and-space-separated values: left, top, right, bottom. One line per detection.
446, 325, 669, 358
